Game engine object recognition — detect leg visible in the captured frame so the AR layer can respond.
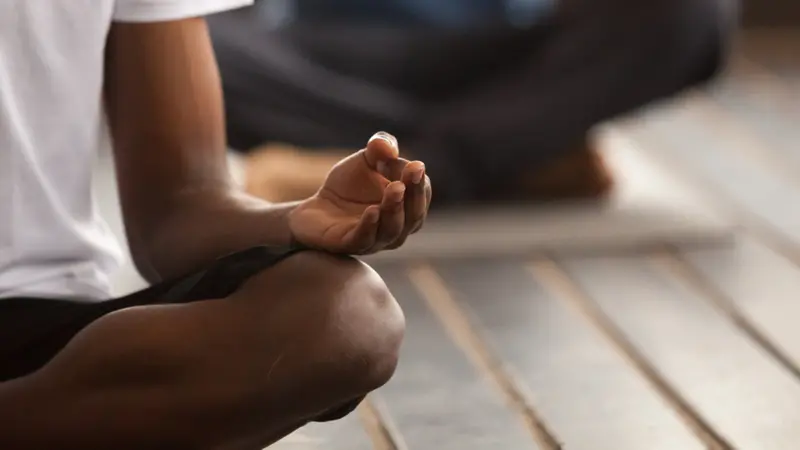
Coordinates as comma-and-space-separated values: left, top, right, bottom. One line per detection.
413, 0, 739, 203
213, 18, 556, 203
208, 11, 420, 152
210, 9, 539, 151
0, 251, 404, 450
222, 0, 736, 206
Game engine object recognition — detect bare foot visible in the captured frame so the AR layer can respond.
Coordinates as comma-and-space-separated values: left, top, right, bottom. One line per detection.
518, 140, 615, 201
244, 144, 348, 203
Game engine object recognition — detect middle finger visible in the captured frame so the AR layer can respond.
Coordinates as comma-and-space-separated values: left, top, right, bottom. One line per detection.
388, 162, 427, 249
373, 181, 406, 250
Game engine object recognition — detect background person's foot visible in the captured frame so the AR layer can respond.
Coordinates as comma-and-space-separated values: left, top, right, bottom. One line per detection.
517, 141, 615, 202
244, 144, 346, 203
243, 140, 615, 205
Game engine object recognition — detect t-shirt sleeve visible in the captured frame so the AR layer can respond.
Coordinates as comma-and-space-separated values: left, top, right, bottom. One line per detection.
113, 0, 254, 22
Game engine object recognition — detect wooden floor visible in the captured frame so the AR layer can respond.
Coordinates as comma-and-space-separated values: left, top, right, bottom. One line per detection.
273, 31, 800, 450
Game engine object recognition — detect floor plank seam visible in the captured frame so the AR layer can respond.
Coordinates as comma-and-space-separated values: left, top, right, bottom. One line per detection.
530, 258, 733, 450
652, 249, 800, 383
408, 264, 563, 450
358, 396, 407, 450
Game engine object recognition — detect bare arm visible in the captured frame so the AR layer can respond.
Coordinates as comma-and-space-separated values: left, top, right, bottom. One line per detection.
104, 18, 295, 282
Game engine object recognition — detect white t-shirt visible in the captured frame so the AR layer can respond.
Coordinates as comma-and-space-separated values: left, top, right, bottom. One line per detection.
0, 0, 253, 301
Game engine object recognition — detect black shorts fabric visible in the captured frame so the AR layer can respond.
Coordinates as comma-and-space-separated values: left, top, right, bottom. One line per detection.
0, 246, 361, 422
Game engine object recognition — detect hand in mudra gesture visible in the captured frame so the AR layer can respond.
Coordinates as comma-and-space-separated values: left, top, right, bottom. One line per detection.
289, 132, 432, 255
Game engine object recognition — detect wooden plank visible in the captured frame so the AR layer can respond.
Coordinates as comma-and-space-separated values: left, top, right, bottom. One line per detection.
621, 102, 800, 248
699, 76, 800, 180
406, 265, 560, 449
434, 259, 704, 450
705, 65, 800, 168
559, 254, 800, 449
376, 268, 541, 450
272, 414, 374, 450
358, 396, 408, 450
678, 237, 800, 374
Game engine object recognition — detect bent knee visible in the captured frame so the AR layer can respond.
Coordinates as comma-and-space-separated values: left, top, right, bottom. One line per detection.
237, 250, 406, 391
578, 0, 737, 83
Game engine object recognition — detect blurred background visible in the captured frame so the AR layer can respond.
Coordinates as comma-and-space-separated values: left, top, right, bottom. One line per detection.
211, 0, 734, 208
98, 0, 800, 448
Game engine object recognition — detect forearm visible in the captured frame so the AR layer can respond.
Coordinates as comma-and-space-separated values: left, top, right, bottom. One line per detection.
127, 187, 299, 282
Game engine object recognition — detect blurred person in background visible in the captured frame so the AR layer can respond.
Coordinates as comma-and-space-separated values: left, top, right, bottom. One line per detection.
211, 0, 737, 207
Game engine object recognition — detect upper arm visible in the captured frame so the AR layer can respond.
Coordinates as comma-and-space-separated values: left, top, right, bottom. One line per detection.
104, 17, 231, 221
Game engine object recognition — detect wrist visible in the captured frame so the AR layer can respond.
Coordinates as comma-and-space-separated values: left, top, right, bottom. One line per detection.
286, 197, 314, 251
135, 191, 302, 279
288, 230, 309, 251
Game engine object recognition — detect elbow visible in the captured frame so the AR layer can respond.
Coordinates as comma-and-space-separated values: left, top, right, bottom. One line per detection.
121, 188, 233, 282
125, 221, 171, 284
122, 199, 195, 283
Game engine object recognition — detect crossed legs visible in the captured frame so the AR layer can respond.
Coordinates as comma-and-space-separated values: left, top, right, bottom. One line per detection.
215, 0, 736, 205
0, 251, 404, 450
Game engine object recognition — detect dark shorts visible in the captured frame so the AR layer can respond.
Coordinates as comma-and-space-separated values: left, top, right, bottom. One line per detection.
0, 246, 361, 422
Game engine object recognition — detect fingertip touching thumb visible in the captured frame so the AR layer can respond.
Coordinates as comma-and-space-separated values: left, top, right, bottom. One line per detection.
366, 131, 399, 170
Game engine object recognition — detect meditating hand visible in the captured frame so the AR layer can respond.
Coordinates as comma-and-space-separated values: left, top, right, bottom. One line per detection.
289, 132, 432, 254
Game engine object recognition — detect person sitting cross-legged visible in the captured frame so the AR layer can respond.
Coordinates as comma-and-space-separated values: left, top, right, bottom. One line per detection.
213, 0, 737, 206
0, 2, 431, 449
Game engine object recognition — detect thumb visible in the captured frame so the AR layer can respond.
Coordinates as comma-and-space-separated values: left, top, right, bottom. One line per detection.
365, 132, 400, 172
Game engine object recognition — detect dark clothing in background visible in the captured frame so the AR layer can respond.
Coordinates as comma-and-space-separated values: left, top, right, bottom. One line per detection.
211, 0, 737, 204
289, 0, 554, 27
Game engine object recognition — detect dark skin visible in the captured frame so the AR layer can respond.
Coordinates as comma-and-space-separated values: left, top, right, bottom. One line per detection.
0, 17, 429, 450
104, 18, 431, 281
